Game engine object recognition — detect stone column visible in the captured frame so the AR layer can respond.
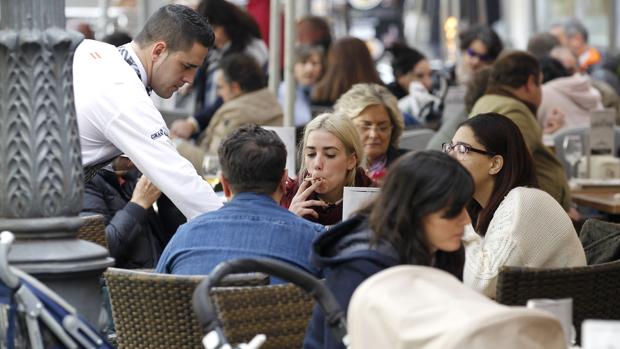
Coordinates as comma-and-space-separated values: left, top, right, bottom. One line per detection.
0, 0, 113, 325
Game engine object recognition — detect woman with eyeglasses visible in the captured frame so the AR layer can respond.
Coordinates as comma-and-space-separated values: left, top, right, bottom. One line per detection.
334, 83, 407, 183
304, 151, 473, 349
444, 113, 586, 298
281, 113, 373, 226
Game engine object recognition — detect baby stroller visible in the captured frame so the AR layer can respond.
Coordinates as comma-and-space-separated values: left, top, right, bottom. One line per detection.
194, 259, 570, 349
0, 231, 114, 349
192, 258, 348, 349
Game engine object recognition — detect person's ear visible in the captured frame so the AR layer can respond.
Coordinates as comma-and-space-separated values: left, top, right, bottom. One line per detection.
488, 155, 504, 175
278, 169, 288, 193
346, 154, 357, 171
151, 41, 167, 62
220, 173, 232, 199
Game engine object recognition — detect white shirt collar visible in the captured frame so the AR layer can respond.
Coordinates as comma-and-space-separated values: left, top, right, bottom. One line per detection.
124, 44, 149, 89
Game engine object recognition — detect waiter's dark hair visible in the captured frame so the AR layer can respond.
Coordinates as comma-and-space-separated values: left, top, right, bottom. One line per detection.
135, 4, 215, 52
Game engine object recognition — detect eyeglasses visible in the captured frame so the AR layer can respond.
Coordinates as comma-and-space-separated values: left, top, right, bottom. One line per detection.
466, 48, 493, 62
442, 141, 495, 158
355, 123, 393, 134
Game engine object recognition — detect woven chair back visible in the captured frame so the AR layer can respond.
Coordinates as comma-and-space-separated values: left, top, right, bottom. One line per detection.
210, 283, 315, 348
77, 214, 108, 248
496, 260, 620, 344
103, 267, 269, 349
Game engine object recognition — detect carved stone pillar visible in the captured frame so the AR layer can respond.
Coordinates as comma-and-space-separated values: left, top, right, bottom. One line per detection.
0, 0, 114, 325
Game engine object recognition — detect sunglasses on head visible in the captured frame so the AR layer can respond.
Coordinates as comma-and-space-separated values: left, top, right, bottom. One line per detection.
466, 48, 493, 62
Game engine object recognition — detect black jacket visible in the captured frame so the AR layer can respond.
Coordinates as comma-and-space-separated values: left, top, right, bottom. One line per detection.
82, 169, 173, 269
303, 216, 399, 349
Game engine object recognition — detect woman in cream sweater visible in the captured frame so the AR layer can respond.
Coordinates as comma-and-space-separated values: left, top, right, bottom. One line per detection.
443, 112, 586, 298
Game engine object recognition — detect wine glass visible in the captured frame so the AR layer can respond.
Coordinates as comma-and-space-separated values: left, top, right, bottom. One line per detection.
563, 135, 583, 179
202, 155, 221, 188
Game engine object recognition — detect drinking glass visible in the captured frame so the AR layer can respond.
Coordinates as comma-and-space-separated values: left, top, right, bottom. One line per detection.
202, 155, 221, 188
563, 135, 583, 179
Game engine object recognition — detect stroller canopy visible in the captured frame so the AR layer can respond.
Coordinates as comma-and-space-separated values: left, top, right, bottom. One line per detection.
347, 265, 567, 349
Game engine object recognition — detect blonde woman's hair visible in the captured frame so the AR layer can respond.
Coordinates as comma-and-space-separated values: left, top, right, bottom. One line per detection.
299, 112, 365, 187
334, 83, 404, 149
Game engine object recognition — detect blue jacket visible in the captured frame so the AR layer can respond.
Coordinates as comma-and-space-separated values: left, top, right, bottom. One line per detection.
303, 215, 400, 349
155, 193, 325, 280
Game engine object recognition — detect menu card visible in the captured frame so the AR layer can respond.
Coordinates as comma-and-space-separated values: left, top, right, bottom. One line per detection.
582, 320, 620, 349
342, 187, 380, 220
590, 109, 616, 155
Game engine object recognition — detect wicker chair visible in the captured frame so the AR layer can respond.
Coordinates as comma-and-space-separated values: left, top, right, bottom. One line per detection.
579, 218, 620, 264
496, 260, 620, 344
77, 214, 108, 248
210, 283, 315, 348
104, 268, 269, 349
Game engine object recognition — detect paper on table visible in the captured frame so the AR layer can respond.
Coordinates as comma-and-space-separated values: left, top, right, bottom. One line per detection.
264, 126, 297, 179
342, 187, 380, 220
582, 320, 620, 349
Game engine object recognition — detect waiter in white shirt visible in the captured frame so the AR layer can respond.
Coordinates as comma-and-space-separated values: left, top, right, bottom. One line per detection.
73, 4, 222, 219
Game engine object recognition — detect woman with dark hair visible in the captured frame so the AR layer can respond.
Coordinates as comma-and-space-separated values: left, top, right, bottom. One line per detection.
304, 151, 473, 349
387, 44, 432, 99
311, 37, 383, 109
170, 0, 268, 139
444, 113, 586, 298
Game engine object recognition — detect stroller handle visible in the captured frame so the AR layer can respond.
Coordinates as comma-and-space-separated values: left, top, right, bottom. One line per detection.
192, 258, 347, 346
0, 231, 19, 289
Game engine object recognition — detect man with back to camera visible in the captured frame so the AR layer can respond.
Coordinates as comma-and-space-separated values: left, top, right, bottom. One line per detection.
73, 4, 222, 219
156, 125, 324, 280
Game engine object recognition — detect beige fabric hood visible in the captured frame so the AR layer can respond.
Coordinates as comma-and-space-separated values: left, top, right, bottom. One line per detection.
347, 265, 567, 349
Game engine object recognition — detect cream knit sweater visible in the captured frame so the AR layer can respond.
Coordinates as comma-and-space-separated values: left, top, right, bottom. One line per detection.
463, 187, 586, 298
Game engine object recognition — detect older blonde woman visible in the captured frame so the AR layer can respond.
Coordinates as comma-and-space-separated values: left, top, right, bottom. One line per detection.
280, 112, 373, 226
335, 83, 407, 182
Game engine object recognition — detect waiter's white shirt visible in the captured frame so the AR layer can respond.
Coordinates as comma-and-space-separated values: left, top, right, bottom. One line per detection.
73, 39, 222, 219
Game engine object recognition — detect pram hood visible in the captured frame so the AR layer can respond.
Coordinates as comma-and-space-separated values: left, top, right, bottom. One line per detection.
347, 265, 567, 349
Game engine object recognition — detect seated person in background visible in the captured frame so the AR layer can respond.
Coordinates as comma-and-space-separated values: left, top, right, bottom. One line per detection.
311, 37, 383, 110
278, 44, 325, 128
471, 51, 572, 213
82, 157, 168, 269
157, 125, 324, 278
280, 113, 373, 226
537, 56, 603, 134
334, 83, 407, 183
176, 53, 283, 175
426, 66, 492, 150
386, 44, 441, 126
169, 0, 268, 140
444, 113, 586, 298
304, 151, 473, 349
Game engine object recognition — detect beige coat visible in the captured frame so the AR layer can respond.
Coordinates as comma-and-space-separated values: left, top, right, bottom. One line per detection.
177, 88, 283, 174
471, 94, 572, 210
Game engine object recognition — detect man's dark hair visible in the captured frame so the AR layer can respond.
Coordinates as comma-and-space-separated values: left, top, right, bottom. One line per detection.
488, 51, 540, 89
219, 53, 266, 93
218, 125, 286, 195
539, 56, 569, 83
459, 24, 503, 61
134, 4, 214, 52
527, 32, 560, 58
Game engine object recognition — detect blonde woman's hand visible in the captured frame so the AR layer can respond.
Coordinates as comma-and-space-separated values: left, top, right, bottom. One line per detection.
288, 178, 328, 219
